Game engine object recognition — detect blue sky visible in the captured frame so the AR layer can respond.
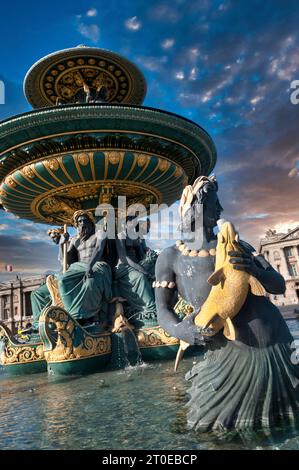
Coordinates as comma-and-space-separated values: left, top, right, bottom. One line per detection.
0, 0, 298, 279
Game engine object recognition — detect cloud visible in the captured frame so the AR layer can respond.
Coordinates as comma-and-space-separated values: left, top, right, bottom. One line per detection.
268, 35, 299, 81
148, 4, 180, 23
175, 71, 185, 80
86, 8, 98, 17
125, 16, 142, 31
288, 166, 299, 178
0, 234, 60, 273
189, 67, 198, 80
77, 23, 100, 43
136, 55, 168, 72
161, 38, 175, 49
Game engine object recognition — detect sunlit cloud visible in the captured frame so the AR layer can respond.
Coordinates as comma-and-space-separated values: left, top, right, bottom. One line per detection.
161, 38, 175, 49
77, 23, 100, 43
189, 67, 198, 80
175, 71, 185, 80
125, 16, 142, 31
86, 8, 98, 17
136, 55, 168, 72
250, 96, 263, 105
288, 164, 299, 178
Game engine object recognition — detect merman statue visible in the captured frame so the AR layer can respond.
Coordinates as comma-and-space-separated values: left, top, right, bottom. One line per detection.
155, 176, 299, 432
115, 216, 157, 327
31, 210, 113, 328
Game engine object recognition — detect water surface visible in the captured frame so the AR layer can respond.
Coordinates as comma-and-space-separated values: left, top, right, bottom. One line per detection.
1, 318, 299, 450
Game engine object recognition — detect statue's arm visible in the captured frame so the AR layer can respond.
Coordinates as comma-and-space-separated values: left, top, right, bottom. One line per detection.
155, 248, 205, 345
252, 255, 286, 295
58, 236, 78, 265
135, 241, 144, 261
68, 239, 79, 265
116, 237, 148, 275
229, 245, 286, 295
137, 239, 147, 260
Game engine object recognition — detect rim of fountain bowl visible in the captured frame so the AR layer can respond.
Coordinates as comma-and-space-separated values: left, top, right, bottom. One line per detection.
0, 103, 217, 180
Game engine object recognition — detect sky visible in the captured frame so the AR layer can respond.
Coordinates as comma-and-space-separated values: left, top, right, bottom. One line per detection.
0, 0, 298, 280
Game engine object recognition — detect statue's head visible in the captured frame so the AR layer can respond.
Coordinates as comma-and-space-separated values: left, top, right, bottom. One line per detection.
72, 210, 95, 240
47, 228, 64, 245
179, 175, 223, 234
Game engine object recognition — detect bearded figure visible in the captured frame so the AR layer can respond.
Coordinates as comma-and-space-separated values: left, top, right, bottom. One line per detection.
31, 210, 113, 329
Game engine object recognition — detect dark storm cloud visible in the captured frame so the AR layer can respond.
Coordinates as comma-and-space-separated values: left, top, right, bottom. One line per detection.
0, 233, 60, 272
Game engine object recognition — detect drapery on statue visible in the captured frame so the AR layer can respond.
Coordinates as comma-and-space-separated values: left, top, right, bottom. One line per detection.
31, 210, 113, 329
114, 216, 157, 328
155, 175, 299, 432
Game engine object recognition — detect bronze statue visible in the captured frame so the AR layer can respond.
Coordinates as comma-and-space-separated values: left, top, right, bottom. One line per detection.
155, 176, 299, 432
114, 216, 157, 327
31, 211, 113, 329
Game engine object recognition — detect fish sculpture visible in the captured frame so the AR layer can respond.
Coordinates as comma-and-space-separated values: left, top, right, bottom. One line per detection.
174, 221, 266, 372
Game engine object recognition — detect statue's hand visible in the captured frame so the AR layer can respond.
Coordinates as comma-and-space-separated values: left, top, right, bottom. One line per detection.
174, 311, 213, 346
228, 250, 259, 277
62, 232, 70, 243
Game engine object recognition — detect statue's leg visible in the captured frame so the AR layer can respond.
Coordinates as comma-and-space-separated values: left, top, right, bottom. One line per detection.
115, 265, 157, 326
30, 283, 52, 329
57, 261, 112, 321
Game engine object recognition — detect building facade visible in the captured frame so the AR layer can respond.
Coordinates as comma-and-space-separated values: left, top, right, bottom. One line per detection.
0, 276, 44, 333
260, 226, 299, 307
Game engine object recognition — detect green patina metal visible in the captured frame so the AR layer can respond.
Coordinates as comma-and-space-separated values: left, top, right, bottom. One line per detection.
0, 46, 216, 375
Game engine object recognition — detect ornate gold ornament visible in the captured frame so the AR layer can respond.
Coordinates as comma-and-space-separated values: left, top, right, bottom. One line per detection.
174, 296, 194, 315
137, 326, 179, 348
136, 153, 149, 167
46, 275, 64, 308
43, 158, 60, 171
40, 306, 111, 363
77, 152, 92, 166
174, 165, 183, 178
105, 150, 124, 165
5, 176, 16, 188
0, 323, 45, 365
40, 196, 80, 222
158, 158, 171, 172
22, 164, 35, 178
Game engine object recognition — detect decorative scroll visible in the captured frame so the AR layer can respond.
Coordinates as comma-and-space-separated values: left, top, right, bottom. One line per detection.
137, 326, 179, 348
0, 322, 45, 365
39, 306, 111, 363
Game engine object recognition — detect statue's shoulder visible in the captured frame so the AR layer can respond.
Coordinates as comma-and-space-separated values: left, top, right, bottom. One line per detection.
72, 235, 81, 247
155, 245, 177, 276
156, 244, 177, 265
158, 244, 177, 257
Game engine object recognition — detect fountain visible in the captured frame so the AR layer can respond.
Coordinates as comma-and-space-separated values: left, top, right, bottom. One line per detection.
0, 46, 216, 375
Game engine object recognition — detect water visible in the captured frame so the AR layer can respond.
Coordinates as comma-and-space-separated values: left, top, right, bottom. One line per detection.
1, 319, 299, 450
